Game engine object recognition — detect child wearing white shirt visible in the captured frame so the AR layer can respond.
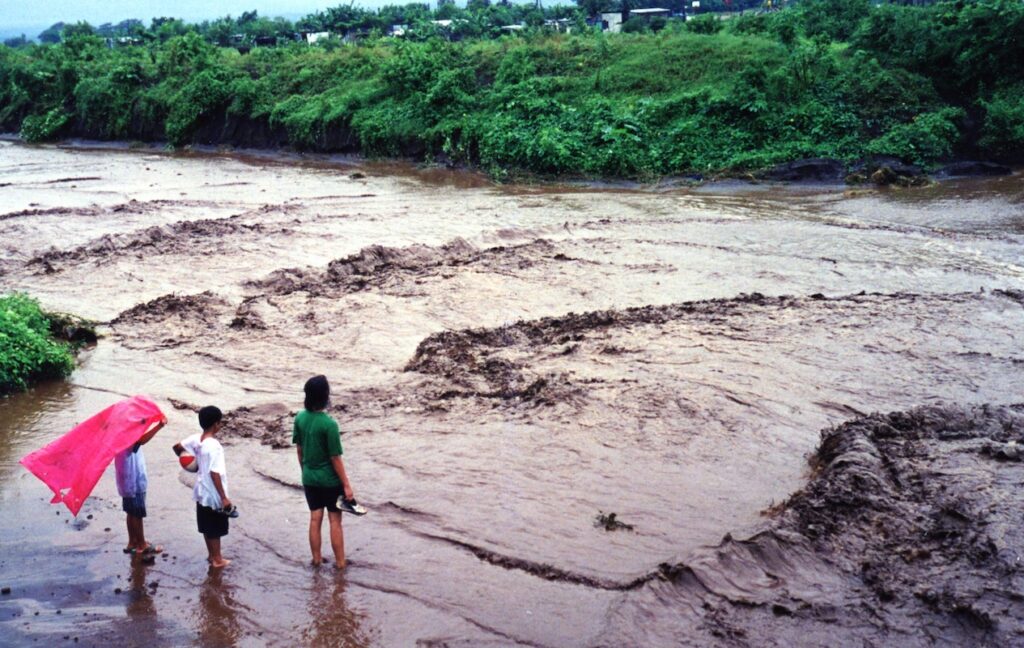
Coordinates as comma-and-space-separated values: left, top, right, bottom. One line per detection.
193, 406, 233, 569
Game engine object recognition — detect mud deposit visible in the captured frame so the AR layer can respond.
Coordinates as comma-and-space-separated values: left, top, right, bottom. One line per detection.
606, 404, 1024, 646
1, 141, 1023, 647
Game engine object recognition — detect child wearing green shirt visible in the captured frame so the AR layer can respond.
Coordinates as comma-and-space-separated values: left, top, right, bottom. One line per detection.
293, 375, 365, 569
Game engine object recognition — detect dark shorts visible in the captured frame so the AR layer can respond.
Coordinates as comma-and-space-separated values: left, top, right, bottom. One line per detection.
196, 503, 229, 538
303, 484, 343, 513
122, 493, 146, 518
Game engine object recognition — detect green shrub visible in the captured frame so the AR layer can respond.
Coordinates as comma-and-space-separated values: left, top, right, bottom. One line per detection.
866, 108, 964, 166
20, 107, 70, 142
165, 69, 233, 144
979, 84, 1024, 158
686, 15, 723, 36
798, 0, 870, 41
0, 294, 76, 394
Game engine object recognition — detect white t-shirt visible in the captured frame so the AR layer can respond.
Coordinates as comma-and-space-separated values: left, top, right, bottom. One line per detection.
179, 433, 202, 456
193, 437, 229, 509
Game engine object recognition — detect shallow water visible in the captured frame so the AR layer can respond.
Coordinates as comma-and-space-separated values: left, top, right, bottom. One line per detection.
0, 141, 1021, 646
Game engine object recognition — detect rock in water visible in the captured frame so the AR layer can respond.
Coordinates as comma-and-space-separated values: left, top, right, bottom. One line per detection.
759, 158, 846, 183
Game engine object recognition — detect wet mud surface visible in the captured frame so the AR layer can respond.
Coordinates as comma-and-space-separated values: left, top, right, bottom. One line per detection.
606, 404, 1024, 647
1, 141, 1022, 646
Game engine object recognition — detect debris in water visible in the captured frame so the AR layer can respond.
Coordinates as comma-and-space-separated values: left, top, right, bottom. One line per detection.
595, 511, 634, 532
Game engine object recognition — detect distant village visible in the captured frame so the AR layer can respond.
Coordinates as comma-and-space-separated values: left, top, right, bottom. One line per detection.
9, 1, 770, 50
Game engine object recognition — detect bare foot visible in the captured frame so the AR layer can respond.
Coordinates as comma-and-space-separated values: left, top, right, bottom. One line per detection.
210, 558, 231, 569
333, 561, 346, 570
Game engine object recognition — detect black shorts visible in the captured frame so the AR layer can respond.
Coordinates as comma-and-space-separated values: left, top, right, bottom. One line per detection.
303, 485, 343, 512
122, 493, 146, 518
196, 503, 229, 538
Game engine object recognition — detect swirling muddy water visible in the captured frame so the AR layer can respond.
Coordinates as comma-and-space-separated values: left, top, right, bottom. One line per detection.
0, 141, 1022, 646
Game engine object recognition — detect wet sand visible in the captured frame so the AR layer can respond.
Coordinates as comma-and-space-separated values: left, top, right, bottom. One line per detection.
0, 141, 1022, 646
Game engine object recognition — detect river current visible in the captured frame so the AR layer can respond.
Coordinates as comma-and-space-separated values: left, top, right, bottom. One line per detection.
0, 141, 1021, 646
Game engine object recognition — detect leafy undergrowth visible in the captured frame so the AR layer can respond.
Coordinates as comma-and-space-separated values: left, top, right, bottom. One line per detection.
0, 294, 92, 395
1, 0, 1022, 178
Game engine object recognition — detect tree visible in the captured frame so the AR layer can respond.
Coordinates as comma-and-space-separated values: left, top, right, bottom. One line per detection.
62, 22, 97, 39
3, 34, 28, 48
205, 17, 236, 46
797, 0, 870, 41
151, 17, 191, 42
38, 22, 65, 43
574, 0, 612, 18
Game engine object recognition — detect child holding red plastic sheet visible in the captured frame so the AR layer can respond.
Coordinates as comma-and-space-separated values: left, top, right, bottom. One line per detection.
115, 417, 166, 561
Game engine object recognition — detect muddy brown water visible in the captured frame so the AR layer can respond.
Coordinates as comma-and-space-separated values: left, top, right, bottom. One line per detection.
0, 141, 1022, 646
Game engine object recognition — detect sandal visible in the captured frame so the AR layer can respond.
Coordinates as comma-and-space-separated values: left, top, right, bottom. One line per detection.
131, 543, 163, 556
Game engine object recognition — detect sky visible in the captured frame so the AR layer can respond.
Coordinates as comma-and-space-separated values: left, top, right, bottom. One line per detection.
0, 1, 417, 38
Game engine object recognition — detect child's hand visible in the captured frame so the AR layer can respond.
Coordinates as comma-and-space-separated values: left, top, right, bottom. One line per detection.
343, 484, 354, 501
222, 497, 233, 509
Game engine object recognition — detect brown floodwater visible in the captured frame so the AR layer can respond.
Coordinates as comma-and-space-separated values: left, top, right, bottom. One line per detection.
0, 141, 1022, 646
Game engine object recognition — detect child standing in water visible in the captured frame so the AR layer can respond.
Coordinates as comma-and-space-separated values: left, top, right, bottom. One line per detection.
193, 406, 233, 569
293, 375, 365, 569
115, 418, 166, 560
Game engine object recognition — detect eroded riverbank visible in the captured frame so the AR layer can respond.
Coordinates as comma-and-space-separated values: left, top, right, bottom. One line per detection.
1, 141, 1022, 646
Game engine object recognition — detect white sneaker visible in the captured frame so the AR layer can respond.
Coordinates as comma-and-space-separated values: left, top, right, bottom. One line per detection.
337, 497, 367, 515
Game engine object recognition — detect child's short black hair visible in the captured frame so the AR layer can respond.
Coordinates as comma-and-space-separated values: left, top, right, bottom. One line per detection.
198, 406, 223, 431
304, 375, 330, 411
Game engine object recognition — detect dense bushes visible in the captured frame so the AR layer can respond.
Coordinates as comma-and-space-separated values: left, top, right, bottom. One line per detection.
1, 0, 1022, 178
980, 84, 1024, 157
0, 294, 77, 394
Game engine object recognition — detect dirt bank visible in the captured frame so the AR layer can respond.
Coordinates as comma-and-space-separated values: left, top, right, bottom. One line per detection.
605, 403, 1024, 646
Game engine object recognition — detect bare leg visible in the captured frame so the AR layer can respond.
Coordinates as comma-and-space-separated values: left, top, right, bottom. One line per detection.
309, 509, 324, 565
134, 516, 147, 551
205, 536, 230, 569
128, 515, 146, 550
328, 511, 345, 569
125, 514, 137, 550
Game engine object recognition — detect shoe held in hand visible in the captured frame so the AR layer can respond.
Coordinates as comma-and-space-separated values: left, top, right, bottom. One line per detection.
337, 497, 367, 516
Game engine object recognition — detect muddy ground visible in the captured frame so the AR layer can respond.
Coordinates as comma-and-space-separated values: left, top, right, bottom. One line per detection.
0, 141, 1022, 646
606, 404, 1024, 647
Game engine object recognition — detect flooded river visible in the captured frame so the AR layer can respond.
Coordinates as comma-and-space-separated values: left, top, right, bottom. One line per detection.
1, 141, 1022, 646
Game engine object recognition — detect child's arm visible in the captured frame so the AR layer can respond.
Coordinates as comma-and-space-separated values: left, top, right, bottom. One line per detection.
296, 444, 303, 468
137, 420, 166, 446
330, 456, 354, 501
211, 471, 231, 509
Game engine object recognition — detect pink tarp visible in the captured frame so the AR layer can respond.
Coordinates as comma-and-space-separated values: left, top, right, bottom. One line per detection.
20, 396, 166, 516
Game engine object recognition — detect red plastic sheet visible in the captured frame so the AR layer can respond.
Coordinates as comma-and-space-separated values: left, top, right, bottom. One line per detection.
20, 396, 166, 516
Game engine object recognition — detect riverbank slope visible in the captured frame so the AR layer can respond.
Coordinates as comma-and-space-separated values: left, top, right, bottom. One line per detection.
2, 0, 1022, 181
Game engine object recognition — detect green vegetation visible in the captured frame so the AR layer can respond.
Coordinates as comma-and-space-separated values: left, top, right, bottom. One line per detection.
0, 294, 81, 395
1, 0, 1022, 179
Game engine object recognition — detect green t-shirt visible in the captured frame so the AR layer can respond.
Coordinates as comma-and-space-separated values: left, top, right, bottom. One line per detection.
292, 410, 343, 488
